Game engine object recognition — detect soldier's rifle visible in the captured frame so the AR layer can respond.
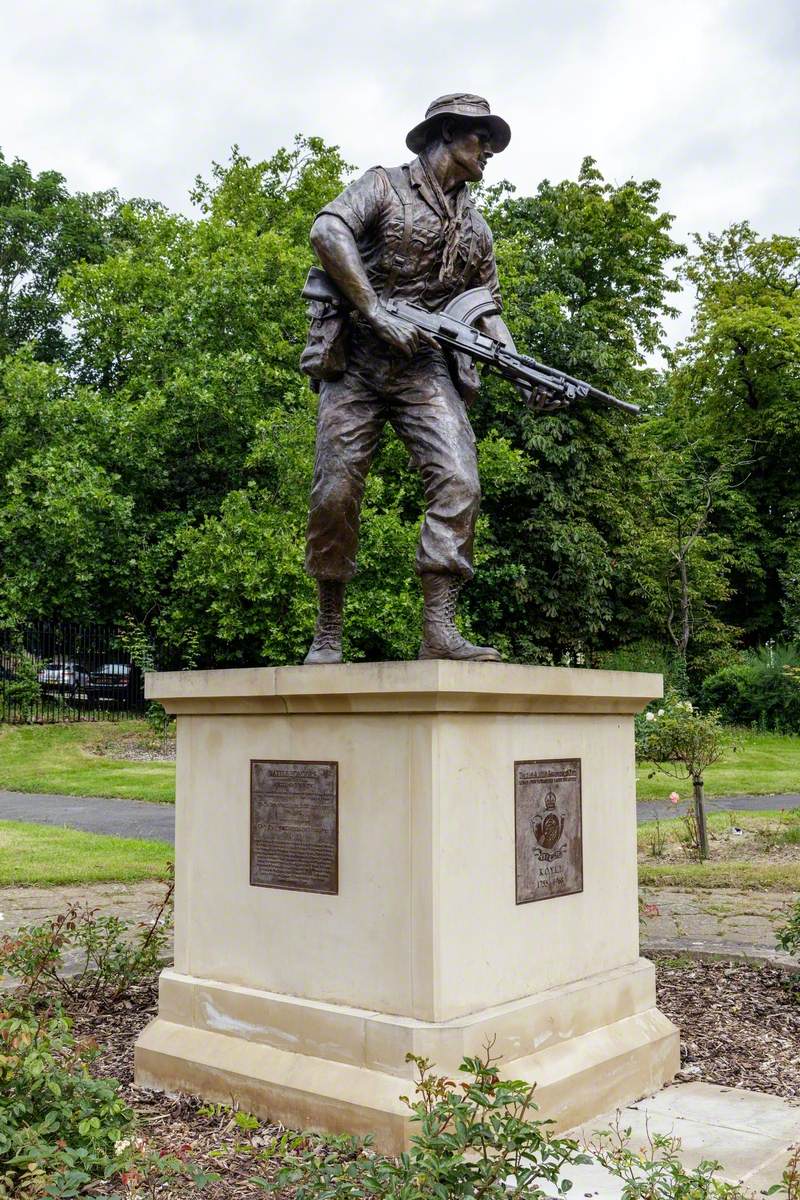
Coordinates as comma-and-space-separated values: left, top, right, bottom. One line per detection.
302, 268, 639, 415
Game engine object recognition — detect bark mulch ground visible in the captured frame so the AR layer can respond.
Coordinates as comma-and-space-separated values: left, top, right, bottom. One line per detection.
67, 955, 800, 1196
652, 952, 800, 1099
70, 982, 296, 1198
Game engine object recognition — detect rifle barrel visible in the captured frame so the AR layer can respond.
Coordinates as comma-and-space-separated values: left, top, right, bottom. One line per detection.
387, 297, 640, 415
588, 387, 640, 415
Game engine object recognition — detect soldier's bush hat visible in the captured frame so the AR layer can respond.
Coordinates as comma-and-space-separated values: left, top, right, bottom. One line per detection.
405, 93, 511, 154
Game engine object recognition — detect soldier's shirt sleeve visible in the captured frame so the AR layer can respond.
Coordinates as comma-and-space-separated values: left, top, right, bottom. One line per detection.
316, 168, 389, 240
473, 221, 503, 312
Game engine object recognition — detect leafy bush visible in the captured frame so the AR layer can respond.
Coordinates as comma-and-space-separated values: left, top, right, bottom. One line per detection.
599, 638, 688, 696
636, 694, 731, 859
0, 1003, 134, 1198
589, 1122, 745, 1200
253, 1049, 590, 1198
252, 1050, 750, 1199
0, 878, 173, 1007
636, 694, 730, 779
0, 996, 217, 1199
1, 650, 42, 722
115, 614, 174, 742
776, 899, 800, 959
102, 1144, 220, 1199
745, 642, 800, 671
700, 649, 800, 733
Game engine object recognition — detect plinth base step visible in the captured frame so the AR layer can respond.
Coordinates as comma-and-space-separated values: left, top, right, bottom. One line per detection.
135, 963, 679, 1153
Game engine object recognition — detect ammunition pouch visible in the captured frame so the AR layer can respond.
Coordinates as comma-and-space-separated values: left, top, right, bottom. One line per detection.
300, 299, 351, 386
300, 267, 353, 387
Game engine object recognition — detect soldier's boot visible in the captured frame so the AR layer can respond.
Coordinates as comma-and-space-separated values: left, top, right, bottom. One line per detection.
418, 572, 502, 662
304, 581, 345, 665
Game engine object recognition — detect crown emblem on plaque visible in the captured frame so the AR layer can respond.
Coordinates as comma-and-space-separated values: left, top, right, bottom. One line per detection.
533, 788, 565, 852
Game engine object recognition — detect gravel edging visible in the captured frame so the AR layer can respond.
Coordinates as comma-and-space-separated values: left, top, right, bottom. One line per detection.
643, 935, 798, 970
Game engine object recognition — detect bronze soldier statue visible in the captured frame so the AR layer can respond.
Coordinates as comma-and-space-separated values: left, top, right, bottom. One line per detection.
301, 93, 541, 666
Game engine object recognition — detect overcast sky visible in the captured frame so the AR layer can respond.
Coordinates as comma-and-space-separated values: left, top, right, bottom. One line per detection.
3, 0, 799, 345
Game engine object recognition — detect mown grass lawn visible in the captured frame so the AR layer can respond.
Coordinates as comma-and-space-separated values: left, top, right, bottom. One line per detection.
0, 721, 175, 803
638, 861, 800, 889
636, 729, 800, 802
0, 820, 173, 886
1, 722, 798, 809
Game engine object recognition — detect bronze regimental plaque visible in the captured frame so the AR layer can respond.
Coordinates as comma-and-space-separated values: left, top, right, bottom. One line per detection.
515, 759, 583, 904
250, 760, 338, 894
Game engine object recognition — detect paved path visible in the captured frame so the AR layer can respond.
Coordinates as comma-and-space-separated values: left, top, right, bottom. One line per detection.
0, 883, 792, 974
0, 881, 172, 980
2, 788, 799, 845
642, 793, 800, 821
568, 1083, 800, 1195
0, 881, 169, 934
0, 790, 175, 842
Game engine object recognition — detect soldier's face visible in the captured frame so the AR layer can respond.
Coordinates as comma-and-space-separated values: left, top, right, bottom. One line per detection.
448, 122, 494, 182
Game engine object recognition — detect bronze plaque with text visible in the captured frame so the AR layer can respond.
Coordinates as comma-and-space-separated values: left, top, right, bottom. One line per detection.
250, 760, 338, 894
515, 759, 582, 904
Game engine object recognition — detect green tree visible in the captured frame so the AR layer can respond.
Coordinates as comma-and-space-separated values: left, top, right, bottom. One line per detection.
2, 140, 360, 660
0, 149, 136, 361
671, 223, 800, 646
615, 436, 752, 684
466, 158, 685, 663
782, 539, 800, 640
637, 694, 731, 859
0, 352, 137, 622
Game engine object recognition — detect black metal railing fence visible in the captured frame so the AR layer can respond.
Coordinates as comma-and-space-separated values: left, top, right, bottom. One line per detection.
0, 620, 147, 723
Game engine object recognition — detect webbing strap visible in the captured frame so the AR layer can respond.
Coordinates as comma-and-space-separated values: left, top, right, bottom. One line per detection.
380, 165, 414, 299
452, 206, 478, 296
380, 165, 479, 301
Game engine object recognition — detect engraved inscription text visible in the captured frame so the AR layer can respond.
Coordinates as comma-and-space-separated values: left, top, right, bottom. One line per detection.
250, 760, 338, 894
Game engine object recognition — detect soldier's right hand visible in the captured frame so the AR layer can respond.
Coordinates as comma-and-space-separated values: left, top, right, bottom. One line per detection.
367, 305, 431, 357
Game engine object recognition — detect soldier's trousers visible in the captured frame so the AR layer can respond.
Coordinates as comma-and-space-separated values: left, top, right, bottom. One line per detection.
305, 342, 480, 582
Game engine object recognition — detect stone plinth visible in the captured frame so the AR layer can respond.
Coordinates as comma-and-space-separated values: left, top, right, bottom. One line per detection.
134, 661, 678, 1151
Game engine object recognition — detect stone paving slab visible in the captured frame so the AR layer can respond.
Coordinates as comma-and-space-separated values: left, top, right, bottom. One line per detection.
642, 935, 797, 968
0, 883, 793, 969
0, 881, 168, 935
0, 882, 174, 979
639, 886, 796, 965
564, 1082, 800, 1196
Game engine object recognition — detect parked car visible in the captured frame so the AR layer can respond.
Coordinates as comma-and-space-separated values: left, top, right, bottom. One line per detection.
85, 662, 144, 709
37, 660, 91, 698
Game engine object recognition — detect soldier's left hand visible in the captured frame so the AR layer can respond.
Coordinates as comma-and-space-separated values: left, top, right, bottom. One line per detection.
522, 385, 570, 413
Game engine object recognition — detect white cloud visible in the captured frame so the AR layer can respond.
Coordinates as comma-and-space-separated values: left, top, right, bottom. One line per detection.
2, 0, 797, 346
